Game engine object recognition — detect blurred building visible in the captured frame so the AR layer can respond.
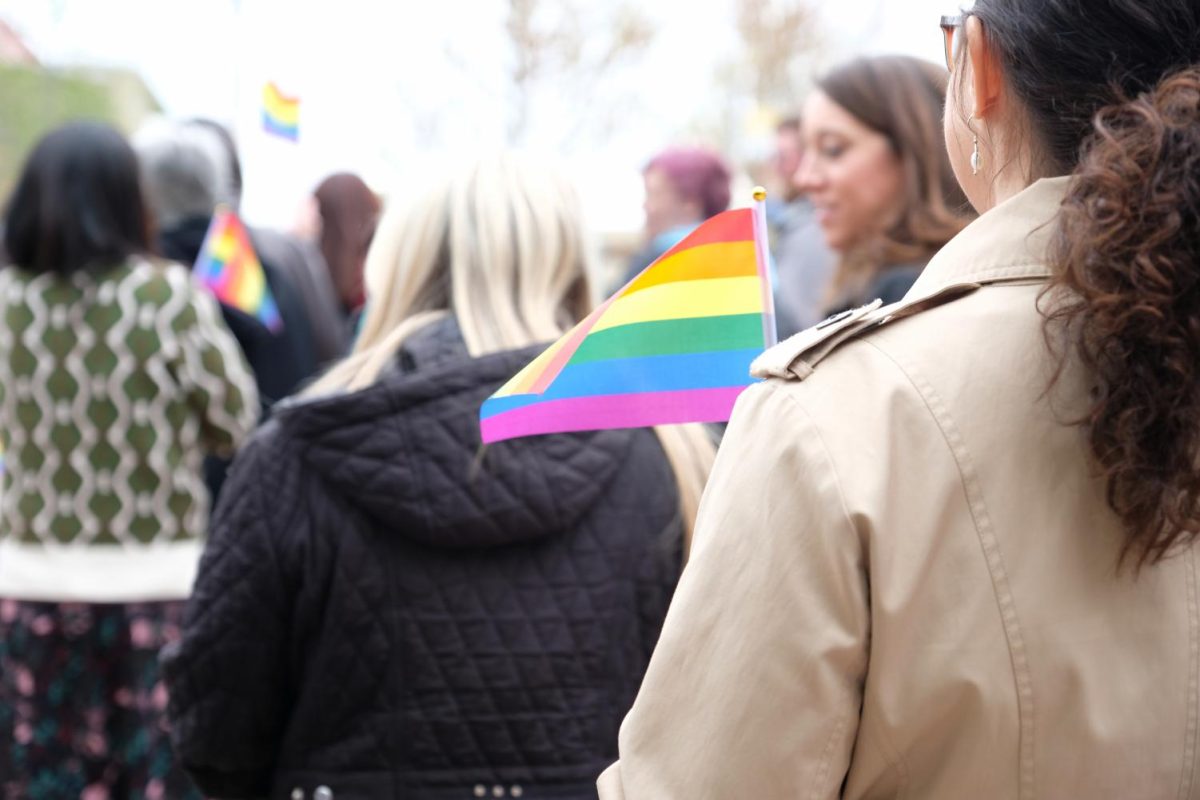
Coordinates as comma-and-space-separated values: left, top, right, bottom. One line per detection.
0, 18, 159, 196
0, 19, 37, 66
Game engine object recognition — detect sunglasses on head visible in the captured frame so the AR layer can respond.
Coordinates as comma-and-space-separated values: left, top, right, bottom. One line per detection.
940, 14, 964, 73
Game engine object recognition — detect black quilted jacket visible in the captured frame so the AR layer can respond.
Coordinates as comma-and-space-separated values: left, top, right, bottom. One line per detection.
162, 319, 684, 800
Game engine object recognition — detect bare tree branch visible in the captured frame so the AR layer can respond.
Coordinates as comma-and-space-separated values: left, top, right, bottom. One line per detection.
734, 0, 822, 109
504, 0, 656, 147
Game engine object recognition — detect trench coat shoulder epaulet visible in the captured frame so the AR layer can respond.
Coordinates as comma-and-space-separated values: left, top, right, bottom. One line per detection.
751, 281, 983, 383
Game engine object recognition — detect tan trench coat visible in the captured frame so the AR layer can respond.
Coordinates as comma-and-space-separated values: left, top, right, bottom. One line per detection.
599, 177, 1200, 799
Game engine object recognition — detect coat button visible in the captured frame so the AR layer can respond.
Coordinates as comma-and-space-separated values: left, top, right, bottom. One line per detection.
290, 790, 304, 800
492, 786, 506, 797
313, 787, 333, 800
510, 787, 524, 798
473, 786, 487, 798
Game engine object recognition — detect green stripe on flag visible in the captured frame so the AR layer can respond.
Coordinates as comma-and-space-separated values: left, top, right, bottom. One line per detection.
568, 313, 764, 365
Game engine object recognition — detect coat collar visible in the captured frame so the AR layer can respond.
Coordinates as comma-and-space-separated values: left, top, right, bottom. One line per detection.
753, 178, 1072, 381
908, 176, 1071, 297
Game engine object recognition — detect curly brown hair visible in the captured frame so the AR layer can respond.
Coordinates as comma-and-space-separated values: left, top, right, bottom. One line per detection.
1044, 68, 1200, 568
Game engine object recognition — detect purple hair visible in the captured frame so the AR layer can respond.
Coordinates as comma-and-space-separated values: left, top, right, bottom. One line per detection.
644, 147, 732, 219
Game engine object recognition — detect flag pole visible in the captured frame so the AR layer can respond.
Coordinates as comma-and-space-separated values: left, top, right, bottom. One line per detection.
752, 186, 778, 348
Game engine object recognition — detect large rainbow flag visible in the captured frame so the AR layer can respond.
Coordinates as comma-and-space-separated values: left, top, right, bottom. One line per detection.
193, 209, 283, 332
262, 82, 299, 142
480, 200, 775, 443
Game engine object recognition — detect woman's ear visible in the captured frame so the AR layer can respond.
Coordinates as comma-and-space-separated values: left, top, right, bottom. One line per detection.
967, 15, 1004, 119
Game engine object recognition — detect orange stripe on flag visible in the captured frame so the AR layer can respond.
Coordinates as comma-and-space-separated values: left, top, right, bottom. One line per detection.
656, 208, 754, 261
622, 241, 758, 297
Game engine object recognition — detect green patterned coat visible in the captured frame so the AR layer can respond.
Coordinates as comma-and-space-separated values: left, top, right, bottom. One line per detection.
0, 259, 259, 601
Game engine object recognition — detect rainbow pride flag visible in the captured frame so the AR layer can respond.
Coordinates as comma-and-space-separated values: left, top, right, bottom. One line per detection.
480, 202, 775, 443
193, 209, 283, 332
262, 82, 299, 141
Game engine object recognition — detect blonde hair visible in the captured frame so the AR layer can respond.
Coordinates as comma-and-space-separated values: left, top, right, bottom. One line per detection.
309, 153, 715, 543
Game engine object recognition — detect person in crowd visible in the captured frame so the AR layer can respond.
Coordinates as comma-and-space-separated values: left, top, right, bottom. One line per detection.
767, 116, 835, 338
134, 119, 320, 501
599, 2, 1200, 797
794, 55, 973, 316
618, 146, 731, 288
312, 172, 381, 322
163, 153, 716, 799
0, 122, 257, 799
191, 118, 350, 364
135, 118, 319, 405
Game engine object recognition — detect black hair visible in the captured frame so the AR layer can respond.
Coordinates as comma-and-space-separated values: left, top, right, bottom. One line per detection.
970, 0, 1199, 174
4, 121, 151, 276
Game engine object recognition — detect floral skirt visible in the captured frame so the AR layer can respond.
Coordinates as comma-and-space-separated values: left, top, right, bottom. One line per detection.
0, 599, 202, 800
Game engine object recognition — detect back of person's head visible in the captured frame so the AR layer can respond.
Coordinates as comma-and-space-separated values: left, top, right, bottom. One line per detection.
314, 152, 591, 393
949, 0, 1200, 567
4, 121, 150, 277
313, 152, 716, 540
132, 118, 233, 230
644, 147, 732, 220
816, 55, 971, 279
187, 118, 244, 209
313, 172, 381, 312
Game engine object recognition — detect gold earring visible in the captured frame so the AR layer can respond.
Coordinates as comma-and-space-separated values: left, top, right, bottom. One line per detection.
969, 115, 982, 175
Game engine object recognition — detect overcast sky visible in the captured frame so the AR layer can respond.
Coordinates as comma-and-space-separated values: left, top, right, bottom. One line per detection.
0, 0, 954, 229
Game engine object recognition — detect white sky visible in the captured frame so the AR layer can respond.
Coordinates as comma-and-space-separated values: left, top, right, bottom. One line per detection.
0, 0, 951, 230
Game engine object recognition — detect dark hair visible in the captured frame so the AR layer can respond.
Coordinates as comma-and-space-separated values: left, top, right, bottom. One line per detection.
4, 121, 150, 276
969, 0, 1200, 567
314, 172, 381, 311
643, 147, 732, 220
818, 56, 972, 296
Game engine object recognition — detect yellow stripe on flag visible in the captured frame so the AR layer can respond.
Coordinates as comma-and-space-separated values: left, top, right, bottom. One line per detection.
263, 84, 300, 126
622, 241, 758, 296
593, 276, 763, 334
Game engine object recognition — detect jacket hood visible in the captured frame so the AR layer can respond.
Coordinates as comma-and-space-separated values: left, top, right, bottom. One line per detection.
273, 319, 641, 549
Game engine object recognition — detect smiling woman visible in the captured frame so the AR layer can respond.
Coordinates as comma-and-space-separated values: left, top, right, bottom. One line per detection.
795, 54, 973, 314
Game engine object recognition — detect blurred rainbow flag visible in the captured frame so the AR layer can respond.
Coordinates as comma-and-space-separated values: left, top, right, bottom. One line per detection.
262, 81, 299, 141
480, 199, 775, 443
193, 209, 283, 332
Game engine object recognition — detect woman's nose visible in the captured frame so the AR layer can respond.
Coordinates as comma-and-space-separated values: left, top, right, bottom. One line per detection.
793, 151, 822, 194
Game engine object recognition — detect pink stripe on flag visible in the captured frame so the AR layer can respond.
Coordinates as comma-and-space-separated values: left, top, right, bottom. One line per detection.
481, 385, 749, 444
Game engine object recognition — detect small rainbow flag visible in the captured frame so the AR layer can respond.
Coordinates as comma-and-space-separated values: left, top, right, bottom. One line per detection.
193, 209, 283, 332
480, 200, 775, 443
262, 82, 299, 141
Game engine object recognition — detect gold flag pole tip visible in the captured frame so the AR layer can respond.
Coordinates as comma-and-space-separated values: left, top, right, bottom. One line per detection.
752, 186, 768, 202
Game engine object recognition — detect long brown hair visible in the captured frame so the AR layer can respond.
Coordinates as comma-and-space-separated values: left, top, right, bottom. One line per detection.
818, 55, 972, 299
965, 0, 1200, 568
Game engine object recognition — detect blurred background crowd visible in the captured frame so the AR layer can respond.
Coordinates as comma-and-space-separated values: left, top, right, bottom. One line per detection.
0, 1, 970, 798
0, 0, 947, 275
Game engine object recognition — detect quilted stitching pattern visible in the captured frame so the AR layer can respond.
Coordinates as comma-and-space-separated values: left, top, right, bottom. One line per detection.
165, 321, 683, 798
